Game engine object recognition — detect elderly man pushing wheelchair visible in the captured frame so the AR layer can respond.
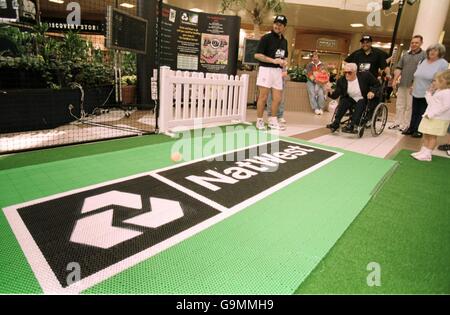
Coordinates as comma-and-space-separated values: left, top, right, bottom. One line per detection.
325, 63, 381, 133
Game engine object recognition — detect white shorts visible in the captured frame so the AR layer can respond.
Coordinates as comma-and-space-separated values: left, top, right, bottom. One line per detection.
256, 66, 283, 90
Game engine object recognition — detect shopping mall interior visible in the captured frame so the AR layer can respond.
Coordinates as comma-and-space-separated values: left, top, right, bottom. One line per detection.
0, 0, 449, 297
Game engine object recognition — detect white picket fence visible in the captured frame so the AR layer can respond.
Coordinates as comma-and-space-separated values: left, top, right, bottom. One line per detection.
158, 66, 249, 134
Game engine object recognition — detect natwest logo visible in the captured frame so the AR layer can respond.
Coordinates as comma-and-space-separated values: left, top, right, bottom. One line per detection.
185, 145, 315, 192
70, 191, 184, 249
156, 141, 340, 209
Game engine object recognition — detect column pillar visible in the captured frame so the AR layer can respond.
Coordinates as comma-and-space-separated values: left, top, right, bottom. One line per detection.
284, 26, 296, 65
349, 32, 363, 54
413, 0, 450, 50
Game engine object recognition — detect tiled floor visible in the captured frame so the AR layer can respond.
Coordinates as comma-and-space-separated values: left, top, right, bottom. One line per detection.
1, 103, 449, 160
0, 109, 155, 153
247, 108, 450, 160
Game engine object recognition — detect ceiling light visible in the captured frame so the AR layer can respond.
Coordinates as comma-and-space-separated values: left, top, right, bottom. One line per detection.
49, 0, 64, 4
373, 42, 391, 49
190, 8, 204, 13
350, 23, 364, 28
120, 3, 135, 9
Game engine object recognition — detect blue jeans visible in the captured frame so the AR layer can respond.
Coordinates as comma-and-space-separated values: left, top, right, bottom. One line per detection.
266, 85, 285, 119
306, 81, 325, 111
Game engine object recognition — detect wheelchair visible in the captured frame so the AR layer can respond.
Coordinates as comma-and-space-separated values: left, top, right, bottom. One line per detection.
330, 99, 388, 138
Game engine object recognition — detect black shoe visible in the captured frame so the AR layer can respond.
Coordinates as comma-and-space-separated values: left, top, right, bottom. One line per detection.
326, 123, 339, 133
412, 132, 423, 138
342, 125, 356, 134
402, 129, 414, 135
438, 144, 450, 151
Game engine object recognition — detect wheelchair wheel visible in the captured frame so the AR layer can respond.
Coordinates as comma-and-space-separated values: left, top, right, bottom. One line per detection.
371, 103, 388, 137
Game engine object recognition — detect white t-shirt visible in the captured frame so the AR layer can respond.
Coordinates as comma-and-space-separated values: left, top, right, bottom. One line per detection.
347, 78, 364, 102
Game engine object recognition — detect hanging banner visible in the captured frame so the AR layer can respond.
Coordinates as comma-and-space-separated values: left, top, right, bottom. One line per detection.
160, 4, 241, 75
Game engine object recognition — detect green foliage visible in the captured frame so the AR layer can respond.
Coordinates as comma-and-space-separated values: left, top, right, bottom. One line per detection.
287, 66, 307, 83
219, 0, 246, 13
76, 62, 114, 87
0, 55, 45, 71
0, 26, 32, 56
121, 75, 137, 86
219, 0, 284, 25
0, 24, 114, 89
122, 52, 137, 77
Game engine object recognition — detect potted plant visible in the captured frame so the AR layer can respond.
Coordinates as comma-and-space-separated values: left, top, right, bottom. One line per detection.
287, 66, 307, 83
219, 0, 284, 38
121, 75, 137, 105
120, 52, 137, 105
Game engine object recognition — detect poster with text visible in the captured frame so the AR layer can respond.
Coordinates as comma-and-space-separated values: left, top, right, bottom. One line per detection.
160, 4, 240, 75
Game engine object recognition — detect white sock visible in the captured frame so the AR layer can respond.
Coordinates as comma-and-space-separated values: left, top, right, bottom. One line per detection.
269, 117, 278, 125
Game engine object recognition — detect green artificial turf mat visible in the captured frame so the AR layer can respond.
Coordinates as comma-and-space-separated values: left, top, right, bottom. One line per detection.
296, 150, 450, 294
0, 129, 395, 294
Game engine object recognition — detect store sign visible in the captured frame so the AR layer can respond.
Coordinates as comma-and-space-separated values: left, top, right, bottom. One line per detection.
42, 18, 105, 34
317, 38, 337, 49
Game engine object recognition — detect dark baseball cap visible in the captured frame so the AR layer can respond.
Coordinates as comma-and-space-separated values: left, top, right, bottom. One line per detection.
274, 15, 287, 26
360, 35, 373, 42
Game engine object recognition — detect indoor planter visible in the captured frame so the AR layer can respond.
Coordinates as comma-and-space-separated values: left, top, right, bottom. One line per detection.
121, 75, 137, 105
0, 25, 116, 133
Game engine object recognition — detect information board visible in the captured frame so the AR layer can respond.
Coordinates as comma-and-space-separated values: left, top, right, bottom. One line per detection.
159, 4, 241, 75
106, 6, 148, 54
243, 38, 260, 65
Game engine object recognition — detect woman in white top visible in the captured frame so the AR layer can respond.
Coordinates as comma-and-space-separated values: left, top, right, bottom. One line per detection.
412, 70, 450, 161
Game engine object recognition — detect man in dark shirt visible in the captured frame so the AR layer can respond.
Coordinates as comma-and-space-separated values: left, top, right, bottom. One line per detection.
346, 35, 390, 79
254, 15, 289, 130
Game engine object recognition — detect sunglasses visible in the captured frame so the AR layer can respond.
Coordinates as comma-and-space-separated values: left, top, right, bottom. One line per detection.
344, 71, 354, 75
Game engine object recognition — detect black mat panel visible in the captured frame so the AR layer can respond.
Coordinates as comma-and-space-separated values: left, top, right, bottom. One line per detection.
17, 175, 220, 288
157, 141, 337, 208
